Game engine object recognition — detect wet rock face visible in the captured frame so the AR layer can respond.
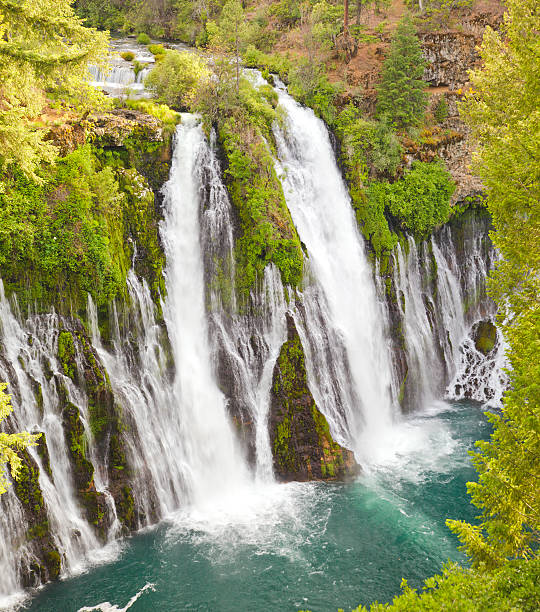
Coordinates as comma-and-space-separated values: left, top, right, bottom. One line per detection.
269, 314, 358, 482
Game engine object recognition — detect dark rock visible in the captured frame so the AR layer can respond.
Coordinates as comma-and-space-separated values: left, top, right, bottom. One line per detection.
473, 319, 497, 355
269, 313, 359, 482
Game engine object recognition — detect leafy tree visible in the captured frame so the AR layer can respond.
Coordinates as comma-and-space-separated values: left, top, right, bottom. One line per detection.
375, 15, 427, 129
0, 384, 40, 496
446, 0, 540, 569
144, 50, 210, 109
206, 0, 248, 92
0, 0, 108, 180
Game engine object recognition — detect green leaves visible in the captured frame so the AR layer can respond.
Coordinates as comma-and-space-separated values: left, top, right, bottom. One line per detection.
446, 0, 540, 571
376, 15, 428, 129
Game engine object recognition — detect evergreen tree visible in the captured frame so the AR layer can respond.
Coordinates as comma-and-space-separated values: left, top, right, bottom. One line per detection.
0, 0, 108, 180
0, 384, 40, 496
375, 15, 427, 129
446, 0, 540, 569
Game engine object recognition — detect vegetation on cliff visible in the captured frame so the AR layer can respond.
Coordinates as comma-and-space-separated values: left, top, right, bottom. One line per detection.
0, 0, 108, 180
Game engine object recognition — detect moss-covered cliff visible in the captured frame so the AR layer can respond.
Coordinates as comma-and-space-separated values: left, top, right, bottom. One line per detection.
0, 109, 171, 318
269, 313, 358, 481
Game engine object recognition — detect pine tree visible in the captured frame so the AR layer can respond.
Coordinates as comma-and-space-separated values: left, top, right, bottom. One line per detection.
375, 15, 427, 129
0, 0, 108, 180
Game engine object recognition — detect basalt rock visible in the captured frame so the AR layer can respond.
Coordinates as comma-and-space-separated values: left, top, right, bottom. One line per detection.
269, 313, 358, 482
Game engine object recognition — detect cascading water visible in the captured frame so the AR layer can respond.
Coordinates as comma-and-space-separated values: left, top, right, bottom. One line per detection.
0, 285, 111, 607
389, 213, 507, 409
158, 116, 252, 507
272, 83, 397, 463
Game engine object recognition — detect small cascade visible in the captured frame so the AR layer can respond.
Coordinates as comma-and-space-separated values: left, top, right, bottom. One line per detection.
272, 83, 397, 463
0, 285, 104, 601
195, 130, 288, 481
88, 39, 155, 97
389, 212, 506, 409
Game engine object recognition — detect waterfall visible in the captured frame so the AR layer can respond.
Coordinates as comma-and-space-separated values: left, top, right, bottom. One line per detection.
0, 285, 106, 604
272, 84, 397, 464
390, 213, 507, 409
159, 116, 251, 506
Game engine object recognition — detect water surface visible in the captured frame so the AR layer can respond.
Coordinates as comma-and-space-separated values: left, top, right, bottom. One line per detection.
23, 400, 490, 612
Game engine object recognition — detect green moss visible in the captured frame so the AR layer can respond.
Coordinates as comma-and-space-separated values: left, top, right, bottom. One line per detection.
62, 401, 94, 491
26, 520, 49, 541
474, 320, 497, 355
57, 331, 76, 379
13, 453, 44, 513
116, 485, 136, 530
44, 549, 61, 580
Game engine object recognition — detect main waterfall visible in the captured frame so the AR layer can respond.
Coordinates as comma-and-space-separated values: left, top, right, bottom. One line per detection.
272, 83, 397, 463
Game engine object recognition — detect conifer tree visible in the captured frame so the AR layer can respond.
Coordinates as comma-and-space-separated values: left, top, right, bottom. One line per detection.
375, 15, 427, 129
0, 0, 108, 180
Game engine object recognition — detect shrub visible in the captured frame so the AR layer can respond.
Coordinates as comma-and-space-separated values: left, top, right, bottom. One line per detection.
368, 161, 454, 237
120, 51, 135, 62
147, 43, 165, 56
144, 50, 210, 110
136, 32, 151, 45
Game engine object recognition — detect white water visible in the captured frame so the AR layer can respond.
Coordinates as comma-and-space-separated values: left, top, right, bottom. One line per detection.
272, 84, 396, 464
159, 116, 251, 507
390, 219, 507, 409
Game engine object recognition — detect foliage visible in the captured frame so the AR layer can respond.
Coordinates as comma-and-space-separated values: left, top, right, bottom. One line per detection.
368, 161, 454, 237
0, 384, 40, 495
0, 0, 108, 180
214, 79, 304, 299
0, 142, 163, 310
288, 60, 338, 125
433, 95, 448, 123
310, 0, 343, 51
376, 15, 427, 129
136, 32, 151, 44
123, 99, 181, 127
144, 50, 210, 109
345, 560, 540, 611
446, 0, 540, 569
120, 51, 135, 61
269, 0, 301, 28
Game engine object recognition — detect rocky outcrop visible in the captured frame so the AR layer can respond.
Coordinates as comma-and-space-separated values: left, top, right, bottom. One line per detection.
269, 314, 358, 481
11, 449, 62, 587
420, 31, 479, 88
56, 320, 136, 534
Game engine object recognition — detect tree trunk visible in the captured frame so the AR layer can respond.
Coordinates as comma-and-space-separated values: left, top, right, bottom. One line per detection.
356, 0, 363, 26
235, 20, 239, 94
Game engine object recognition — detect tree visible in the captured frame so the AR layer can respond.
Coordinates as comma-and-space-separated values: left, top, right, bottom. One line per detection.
206, 0, 248, 93
0, 0, 108, 180
0, 384, 40, 496
446, 0, 540, 569
144, 49, 210, 109
375, 15, 427, 129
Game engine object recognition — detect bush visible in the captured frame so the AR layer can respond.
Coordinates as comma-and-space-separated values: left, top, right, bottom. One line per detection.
136, 32, 151, 45
147, 43, 165, 56
144, 50, 210, 110
123, 99, 181, 127
288, 60, 338, 125
120, 51, 135, 62
368, 161, 454, 236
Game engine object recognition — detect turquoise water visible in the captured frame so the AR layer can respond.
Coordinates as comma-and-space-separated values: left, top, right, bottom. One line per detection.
23, 400, 491, 612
